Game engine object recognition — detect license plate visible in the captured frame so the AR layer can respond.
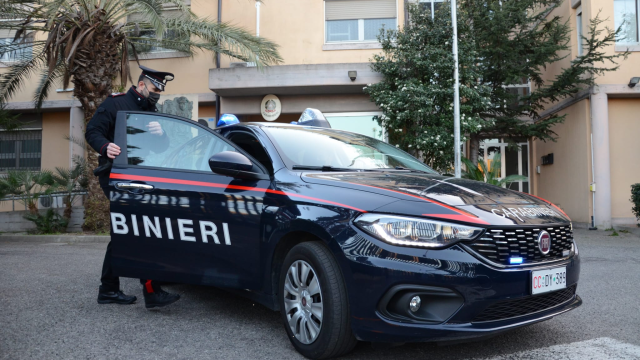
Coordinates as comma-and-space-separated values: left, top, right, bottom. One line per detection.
531, 267, 567, 295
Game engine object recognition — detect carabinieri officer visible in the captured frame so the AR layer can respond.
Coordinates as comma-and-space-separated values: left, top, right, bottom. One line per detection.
85, 65, 180, 309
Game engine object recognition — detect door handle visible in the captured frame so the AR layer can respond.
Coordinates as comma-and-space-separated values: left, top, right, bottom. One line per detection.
115, 182, 155, 192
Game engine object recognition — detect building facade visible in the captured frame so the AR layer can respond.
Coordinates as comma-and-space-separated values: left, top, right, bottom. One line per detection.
528, 0, 640, 228
1, 0, 638, 228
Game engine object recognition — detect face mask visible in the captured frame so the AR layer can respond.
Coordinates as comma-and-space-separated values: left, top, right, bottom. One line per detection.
147, 92, 161, 106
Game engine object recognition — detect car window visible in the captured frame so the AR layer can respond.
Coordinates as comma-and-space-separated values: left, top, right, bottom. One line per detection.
227, 132, 274, 174
262, 126, 438, 173
126, 113, 235, 171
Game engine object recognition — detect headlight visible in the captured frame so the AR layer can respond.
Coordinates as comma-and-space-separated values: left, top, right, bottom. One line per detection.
354, 214, 484, 248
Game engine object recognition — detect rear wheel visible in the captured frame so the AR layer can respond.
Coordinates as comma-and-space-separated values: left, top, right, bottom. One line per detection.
279, 242, 357, 359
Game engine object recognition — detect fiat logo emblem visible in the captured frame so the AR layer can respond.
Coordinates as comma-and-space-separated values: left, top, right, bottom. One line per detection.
537, 231, 551, 255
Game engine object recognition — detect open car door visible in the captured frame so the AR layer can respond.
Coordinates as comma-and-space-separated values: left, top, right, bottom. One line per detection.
108, 111, 269, 289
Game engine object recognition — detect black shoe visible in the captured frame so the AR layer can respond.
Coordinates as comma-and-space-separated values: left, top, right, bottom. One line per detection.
143, 288, 180, 309
97, 290, 137, 305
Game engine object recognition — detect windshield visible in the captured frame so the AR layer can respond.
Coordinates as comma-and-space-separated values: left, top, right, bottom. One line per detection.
263, 126, 438, 173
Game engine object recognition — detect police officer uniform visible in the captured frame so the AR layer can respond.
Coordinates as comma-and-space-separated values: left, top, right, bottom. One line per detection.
85, 66, 180, 308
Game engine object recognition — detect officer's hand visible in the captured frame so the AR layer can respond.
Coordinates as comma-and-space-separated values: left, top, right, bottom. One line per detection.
106, 143, 121, 159
147, 121, 164, 136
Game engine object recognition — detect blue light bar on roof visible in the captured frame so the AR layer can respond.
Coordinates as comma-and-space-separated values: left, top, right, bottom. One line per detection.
509, 257, 523, 264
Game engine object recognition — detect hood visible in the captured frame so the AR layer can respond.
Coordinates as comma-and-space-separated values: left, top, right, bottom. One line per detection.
301, 172, 570, 225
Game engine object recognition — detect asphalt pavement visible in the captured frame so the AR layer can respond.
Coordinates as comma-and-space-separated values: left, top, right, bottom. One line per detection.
1, 229, 639, 360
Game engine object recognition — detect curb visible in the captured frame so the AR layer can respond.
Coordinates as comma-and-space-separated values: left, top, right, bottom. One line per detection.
0, 234, 110, 244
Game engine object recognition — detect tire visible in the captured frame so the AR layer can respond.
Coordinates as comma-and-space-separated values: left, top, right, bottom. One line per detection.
278, 242, 357, 359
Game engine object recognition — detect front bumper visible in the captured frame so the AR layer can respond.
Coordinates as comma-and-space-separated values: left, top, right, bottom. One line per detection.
335, 228, 581, 343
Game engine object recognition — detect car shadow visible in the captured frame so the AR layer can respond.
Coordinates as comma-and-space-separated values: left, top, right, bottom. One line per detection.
156, 282, 575, 360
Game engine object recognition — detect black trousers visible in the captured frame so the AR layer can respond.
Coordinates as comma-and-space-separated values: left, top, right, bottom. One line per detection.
99, 186, 159, 293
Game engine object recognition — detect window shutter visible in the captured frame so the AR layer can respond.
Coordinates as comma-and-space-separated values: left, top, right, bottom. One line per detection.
325, 0, 397, 20
0, 29, 15, 39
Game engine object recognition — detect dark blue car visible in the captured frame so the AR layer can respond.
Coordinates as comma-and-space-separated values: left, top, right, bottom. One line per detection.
108, 110, 581, 359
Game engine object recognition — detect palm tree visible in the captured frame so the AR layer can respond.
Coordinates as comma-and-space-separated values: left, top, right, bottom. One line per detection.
0, 0, 282, 231
0, 170, 56, 214
52, 156, 88, 220
461, 152, 527, 188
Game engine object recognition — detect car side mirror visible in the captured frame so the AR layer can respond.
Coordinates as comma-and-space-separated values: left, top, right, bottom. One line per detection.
208, 151, 269, 180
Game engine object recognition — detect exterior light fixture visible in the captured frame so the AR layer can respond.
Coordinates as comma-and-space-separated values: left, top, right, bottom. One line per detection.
409, 296, 421, 312
628, 77, 640, 88
348, 70, 357, 81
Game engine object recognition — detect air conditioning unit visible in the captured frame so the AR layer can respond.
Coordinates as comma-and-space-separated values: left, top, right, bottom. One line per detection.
39, 195, 53, 208
39, 195, 63, 209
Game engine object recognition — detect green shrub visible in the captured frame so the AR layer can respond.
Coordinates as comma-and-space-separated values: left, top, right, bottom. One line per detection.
24, 209, 68, 234
631, 183, 640, 224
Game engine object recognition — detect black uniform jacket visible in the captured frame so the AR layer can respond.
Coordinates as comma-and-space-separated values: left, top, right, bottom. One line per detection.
85, 86, 167, 187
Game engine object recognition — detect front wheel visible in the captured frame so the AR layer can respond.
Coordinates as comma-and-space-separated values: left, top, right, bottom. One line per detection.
279, 242, 357, 359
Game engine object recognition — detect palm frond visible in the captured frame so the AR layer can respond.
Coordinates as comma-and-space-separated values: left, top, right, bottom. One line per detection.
64, 134, 86, 149
163, 17, 283, 67
461, 157, 484, 181
33, 61, 66, 110
0, 0, 282, 112
0, 40, 45, 58
0, 50, 47, 103
122, 0, 167, 37
488, 153, 502, 182
0, 102, 23, 131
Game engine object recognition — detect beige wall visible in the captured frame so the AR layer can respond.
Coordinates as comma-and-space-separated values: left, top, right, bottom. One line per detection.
540, 0, 640, 87
1, 0, 399, 103
41, 111, 70, 172
582, 0, 640, 86
532, 99, 593, 223
608, 99, 640, 223
539, 0, 575, 90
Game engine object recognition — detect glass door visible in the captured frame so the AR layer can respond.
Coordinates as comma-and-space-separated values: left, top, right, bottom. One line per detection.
479, 138, 530, 193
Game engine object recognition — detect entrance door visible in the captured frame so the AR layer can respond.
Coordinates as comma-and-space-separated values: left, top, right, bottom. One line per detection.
109, 111, 269, 289
479, 138, 530, 193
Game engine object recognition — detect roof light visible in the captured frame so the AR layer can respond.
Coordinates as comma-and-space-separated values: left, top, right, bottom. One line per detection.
216, 114, 240, 127
296, 108, 331, 128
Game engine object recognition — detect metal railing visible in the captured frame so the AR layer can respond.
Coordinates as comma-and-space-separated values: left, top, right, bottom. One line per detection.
1, 191, 87, 212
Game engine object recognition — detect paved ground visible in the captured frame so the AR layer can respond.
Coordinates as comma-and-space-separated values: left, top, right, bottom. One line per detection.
1, 229, 639, 359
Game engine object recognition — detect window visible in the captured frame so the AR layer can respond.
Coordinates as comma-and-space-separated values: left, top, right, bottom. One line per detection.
263, 126, 437, 173
126, 113, 235, 171
419, 0, 444, 19
324, 112, 386, 141
615, 0, 639, 44
478, 138, 530, 193
0, 37, 32, 62
0, 130, 42, 171
227, 132, 274, 174
576, 6, 583, 55
325, 0, 397, 43
504, 77, 531, 110
128, 9, 189, 53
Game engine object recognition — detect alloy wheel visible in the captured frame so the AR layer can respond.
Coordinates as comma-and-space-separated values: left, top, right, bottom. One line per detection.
283, 260, 323, 344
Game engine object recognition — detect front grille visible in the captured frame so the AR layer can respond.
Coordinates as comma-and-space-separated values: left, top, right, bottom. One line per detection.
473, 285, 577, 322
467, 225, 573, 266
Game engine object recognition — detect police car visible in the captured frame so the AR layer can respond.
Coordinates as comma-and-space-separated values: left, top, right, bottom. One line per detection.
108, 109, 581, 359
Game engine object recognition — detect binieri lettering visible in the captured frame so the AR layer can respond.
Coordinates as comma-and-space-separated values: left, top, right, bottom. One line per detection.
110, 212, 232, 245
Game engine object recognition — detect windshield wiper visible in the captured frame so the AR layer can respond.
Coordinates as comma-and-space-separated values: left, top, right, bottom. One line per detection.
392, 166, 435, 174
292, 165, 367, 172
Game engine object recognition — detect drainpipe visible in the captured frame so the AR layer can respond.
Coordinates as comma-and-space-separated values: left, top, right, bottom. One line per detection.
215, 0, 222, 124
589, 86, 612, 229
589, 131, 596, 230
256, 1, 261, 37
